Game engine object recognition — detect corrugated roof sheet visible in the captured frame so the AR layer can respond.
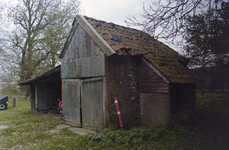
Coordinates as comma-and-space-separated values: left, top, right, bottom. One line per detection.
84, 16, 196, 83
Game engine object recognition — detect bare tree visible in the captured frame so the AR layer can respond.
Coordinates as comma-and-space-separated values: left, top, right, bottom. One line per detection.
7, 0, 81, 95
125, 0, 223, 41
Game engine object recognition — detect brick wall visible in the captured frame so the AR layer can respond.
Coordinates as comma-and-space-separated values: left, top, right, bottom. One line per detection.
138, 59, 170, 126
105, 55, 141, 129
105, 55, 176, 127
140, 93, 170, 125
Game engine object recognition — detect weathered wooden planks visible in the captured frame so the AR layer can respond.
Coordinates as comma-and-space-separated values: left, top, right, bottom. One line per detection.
75, 15, 115, 57
61, 55, 105, 78
61, 22, 106, 128
61, 22, 105, 79
81, 78, 104, 128
139, 59, 169, 94
63, 79, 81, 127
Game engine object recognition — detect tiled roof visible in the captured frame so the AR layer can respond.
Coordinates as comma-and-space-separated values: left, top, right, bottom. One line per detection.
84, 16, 196, 84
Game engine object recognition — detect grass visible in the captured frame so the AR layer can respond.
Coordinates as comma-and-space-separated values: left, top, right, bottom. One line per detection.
0, 93, 229, 149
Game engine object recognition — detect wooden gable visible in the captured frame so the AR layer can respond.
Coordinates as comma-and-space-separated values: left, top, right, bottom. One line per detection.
61, 19, 107, 79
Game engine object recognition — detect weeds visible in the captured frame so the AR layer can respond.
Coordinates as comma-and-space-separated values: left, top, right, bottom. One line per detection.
80, 124, 189, 148
1, 93, 229, 149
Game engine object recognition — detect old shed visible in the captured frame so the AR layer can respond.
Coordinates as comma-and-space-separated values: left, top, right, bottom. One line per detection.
60, 15, 196, 129
19, 65, 61, 113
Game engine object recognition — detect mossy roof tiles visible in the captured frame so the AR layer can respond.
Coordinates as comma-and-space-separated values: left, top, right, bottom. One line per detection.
84, 16, 196, 84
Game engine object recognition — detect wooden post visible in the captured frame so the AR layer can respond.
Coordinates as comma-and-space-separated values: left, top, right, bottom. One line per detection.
13, 98, 16, 107
17, 95, 19, 109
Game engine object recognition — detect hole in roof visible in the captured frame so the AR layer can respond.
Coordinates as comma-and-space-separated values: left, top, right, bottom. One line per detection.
112, 34, 122, 42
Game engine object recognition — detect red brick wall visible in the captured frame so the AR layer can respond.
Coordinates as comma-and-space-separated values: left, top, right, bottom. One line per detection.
105, 55, 140, 129
138, 59, 171, 126
105, 55, 172, 127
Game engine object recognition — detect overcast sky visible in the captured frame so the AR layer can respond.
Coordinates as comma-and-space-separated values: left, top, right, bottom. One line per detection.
80, 0, 151, 27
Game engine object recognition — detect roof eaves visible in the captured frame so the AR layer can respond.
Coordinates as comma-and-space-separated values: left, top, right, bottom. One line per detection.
19, 65, 61, 85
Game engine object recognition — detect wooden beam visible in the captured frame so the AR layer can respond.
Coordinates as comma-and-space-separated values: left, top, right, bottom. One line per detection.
142, 58, 170, 84
87, 33, 91, 57
75, 15, 116, 57
76, 65, 81, 76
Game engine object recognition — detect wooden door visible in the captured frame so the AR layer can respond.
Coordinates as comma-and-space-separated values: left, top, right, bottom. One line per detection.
63, 79, 81, 126
81, 78, 104, 128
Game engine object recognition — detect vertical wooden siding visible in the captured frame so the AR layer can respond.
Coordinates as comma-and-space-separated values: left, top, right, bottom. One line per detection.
63, 79, 81, 126
61, 23, 106, 128
63, 78, 104, 128
82, 78, 104, 128
36, 83, 48, 109
61, 24, 105, 79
